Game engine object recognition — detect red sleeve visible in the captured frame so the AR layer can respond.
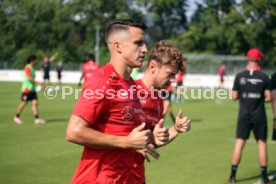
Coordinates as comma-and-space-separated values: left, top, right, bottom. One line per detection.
25, 67, 31, 77
72, 73, 110, 124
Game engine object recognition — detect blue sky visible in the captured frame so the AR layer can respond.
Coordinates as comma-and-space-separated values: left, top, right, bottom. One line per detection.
186, 0, 203, 20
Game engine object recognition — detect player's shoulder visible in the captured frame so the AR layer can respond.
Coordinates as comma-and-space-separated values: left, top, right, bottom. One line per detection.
85, 64, 118, 87
93, 61, 100, 67
24, 64, 31, 70
93, 64, 115, 78
235, 70, 247, 77
135, 79, 143, 87
255, 71, 269, 79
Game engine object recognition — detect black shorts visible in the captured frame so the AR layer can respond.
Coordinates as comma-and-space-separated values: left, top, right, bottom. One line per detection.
161, 91, 172, 101
220, 76, 224, 83
177, 81, 183, 87
57, 71, 62, 79
21, 92, 38, 101
236, 122, 267, 141
44, 73, 50, 80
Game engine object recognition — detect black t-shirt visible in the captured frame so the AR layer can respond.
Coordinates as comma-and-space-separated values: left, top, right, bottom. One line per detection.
233, 70, 271, 124
42, 62, 51, 74
56, 65, 63, 72
271, 73, 276, 90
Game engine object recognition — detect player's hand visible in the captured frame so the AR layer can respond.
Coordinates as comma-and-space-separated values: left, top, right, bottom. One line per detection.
136, 143, 160, 162
174, 110, 191, 133
126, 123, 151, 150
153, 119, 169, 146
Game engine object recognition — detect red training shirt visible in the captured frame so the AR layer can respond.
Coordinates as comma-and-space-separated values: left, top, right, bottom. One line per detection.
134, 79, 163, 183
82, 60, 99, 84
136, 79, 163, 131
72, 64, 145, 184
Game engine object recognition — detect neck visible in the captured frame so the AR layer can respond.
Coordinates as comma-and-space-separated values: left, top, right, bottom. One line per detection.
109, 55, 132, 80
247, 61, 259, 71
142, 70, 154, 89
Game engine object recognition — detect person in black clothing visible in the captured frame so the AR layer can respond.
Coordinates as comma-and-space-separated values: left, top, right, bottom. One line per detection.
56, 61, 63, 90
271, 73, 276, 140
41, 53, 58, 86
41, 56, 51, 86
228, 48, 272, 184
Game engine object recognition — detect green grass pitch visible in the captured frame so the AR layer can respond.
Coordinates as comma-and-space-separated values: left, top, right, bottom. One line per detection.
0, 82, 275, 184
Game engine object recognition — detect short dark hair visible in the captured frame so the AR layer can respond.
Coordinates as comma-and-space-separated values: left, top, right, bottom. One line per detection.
87, 52, 95, 60
26, 55, 37, 63
105, 19, 147, 42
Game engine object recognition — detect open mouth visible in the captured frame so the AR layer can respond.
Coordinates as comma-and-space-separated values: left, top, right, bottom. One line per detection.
139, 55, 145, 59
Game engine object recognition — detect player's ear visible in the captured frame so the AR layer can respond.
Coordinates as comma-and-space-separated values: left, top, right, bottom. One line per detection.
114, 42, 122, 53
149, 60, 158, 73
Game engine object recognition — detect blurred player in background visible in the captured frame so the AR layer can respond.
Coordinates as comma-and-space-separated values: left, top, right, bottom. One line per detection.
175, 58, 187, 103
56, 61, 63, 90
66, 19, 153, 184
162, 84, 176, 122
41, 52, 58, 86
78, 52, 99, 87
271, 72, 276, 140
228, 48, 272, 184
218, 63, 226, 88
13, 55, 45, 125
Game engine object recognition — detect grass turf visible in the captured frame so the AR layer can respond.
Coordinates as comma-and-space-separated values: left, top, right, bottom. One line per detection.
0, 81, 275, 184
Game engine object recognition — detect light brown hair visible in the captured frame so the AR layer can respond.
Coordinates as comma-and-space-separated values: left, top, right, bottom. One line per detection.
148, 40, 184, 71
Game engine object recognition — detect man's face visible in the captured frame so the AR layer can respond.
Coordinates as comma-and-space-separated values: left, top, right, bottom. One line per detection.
154, 64, 178, 89
120, 27, 147, 68
44, 57, 49, 63
31, 60, 37, 66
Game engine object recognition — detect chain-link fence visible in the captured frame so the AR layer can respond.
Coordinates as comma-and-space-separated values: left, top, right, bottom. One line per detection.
0, 54, 274, 75
0, 61, 82, 71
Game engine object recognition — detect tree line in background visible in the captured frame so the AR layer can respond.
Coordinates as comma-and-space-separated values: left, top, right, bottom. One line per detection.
0, 0, 275, 69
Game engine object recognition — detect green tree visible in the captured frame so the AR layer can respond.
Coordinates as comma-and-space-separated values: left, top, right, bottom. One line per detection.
173, 0, 276, 67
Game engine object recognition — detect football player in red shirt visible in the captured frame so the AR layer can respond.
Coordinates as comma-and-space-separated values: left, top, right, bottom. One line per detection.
136, 40, 191, 162
175, 58, 187, 103
66, 19, 155, 184
78, 53, 100, 86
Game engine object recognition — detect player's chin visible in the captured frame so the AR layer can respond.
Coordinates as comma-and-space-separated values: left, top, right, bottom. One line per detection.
134, 59, 144, 67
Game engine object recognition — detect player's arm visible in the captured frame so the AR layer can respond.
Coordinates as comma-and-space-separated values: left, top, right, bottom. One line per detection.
49, 52, 58, 62
66, 115, 151, 150
78, 73, 84, 86
264, 90, 271, 102
232, 75, 240, 101
232, 90, 238, 101
153, 110, 191, 148
167, 110, 191, 142
271, 90, 276, 128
